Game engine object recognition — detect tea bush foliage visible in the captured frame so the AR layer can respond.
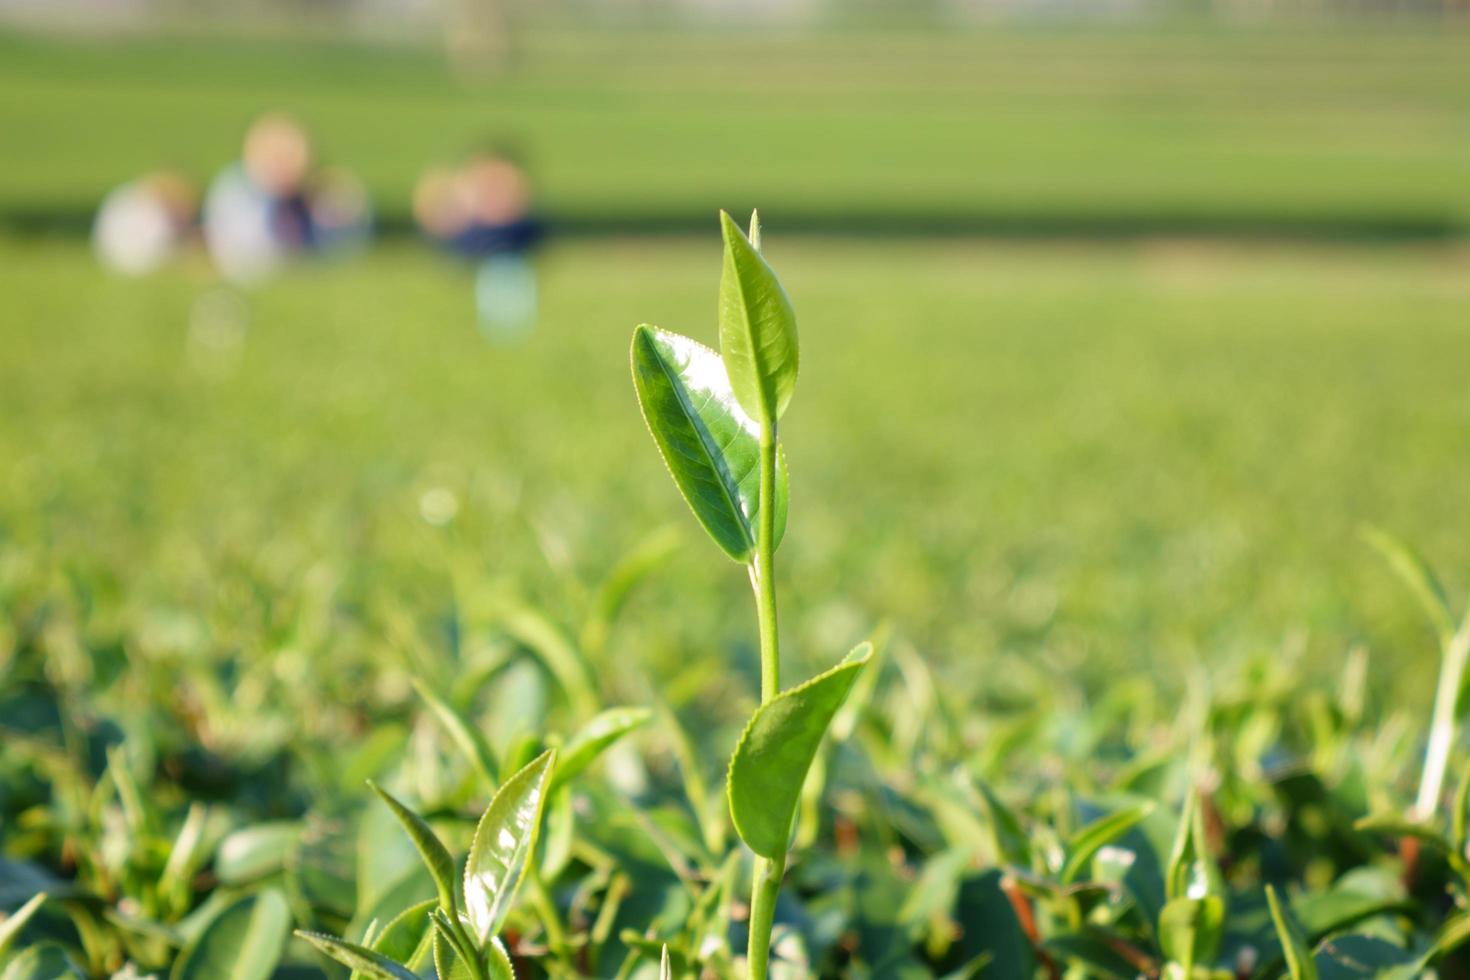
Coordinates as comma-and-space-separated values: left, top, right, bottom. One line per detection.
3, 223, 1470, 978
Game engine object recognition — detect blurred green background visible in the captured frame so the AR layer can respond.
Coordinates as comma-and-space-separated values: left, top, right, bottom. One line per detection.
3, 1, 1470, 714
4, 25, 1470, 235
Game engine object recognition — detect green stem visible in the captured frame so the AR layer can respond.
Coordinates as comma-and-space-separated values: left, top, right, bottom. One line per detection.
1416, 617, 1470, 820
527, 866, 569, 962
751, 429, 780, 702
745, 425, 784, 979
746, 853, 786, 980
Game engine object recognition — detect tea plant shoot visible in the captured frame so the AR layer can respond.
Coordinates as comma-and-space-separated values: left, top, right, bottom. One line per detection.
632, 211, 871, 979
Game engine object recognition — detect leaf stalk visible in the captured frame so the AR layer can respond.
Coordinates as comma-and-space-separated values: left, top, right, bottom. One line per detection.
746, 424, 783, 977
752, 429, 781, 703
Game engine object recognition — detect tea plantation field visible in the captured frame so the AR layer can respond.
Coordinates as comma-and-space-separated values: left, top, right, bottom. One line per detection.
6, 22, 1470, 978
6, 235, 1468, 706
4, 231, 1470, 975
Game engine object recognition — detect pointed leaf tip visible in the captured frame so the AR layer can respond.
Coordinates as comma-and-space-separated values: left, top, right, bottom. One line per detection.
0, 892, 48, 961
718, 210, 798, 426
367, 781, 459, 919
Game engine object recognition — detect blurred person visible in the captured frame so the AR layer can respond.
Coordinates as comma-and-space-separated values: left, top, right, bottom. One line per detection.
92, 171, 198, 276
414, 148, 543, 342
203, 113, 372, 284
308, 166, 373, 256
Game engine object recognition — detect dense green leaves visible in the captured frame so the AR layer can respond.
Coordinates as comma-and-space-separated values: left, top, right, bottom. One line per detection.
464, 749, 556, 943
717, 210, 799, 427
170, 889, 291, 980
1313, 935, 1419, 979
14, 211, 1470, 980
630, 325, 789, 563
727, 644, 872, 859
256, 752, 555, 978
1046, 931, 1138, 979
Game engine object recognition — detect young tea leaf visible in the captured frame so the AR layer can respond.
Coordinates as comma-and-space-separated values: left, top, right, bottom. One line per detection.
727, 644, 872, 859
630, 324, 789, 563
1060, 802, 1154, 885
295, 930, 420, 980
549, 706, 653, 794
105, 743, 157, 837
364, 899, 435, 974
1352, 812, 1445, 847
170, 889, 291, 980
1266, 884, 1319, 980
159, 804, 209, 913
1165, 790, 1223, 903
430, 911, 476, 980
0, 893, 47, 961
368, 782, 459, 919
1158, 896, 1225, 975
972, 779, 1034, 869
432, 926, 472, 980
717, 210, 798, 426
412, 679, 499, 791
464, 749, 557, 944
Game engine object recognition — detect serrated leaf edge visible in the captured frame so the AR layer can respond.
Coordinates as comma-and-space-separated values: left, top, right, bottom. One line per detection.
463, 748, 557, 943
630, 324, 788, 563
